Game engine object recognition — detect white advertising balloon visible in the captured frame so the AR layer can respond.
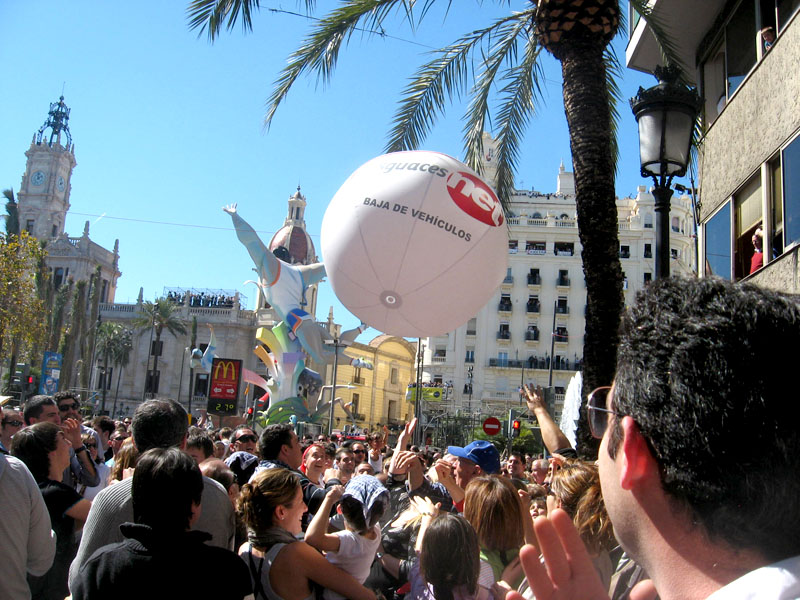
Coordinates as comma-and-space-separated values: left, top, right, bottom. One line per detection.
321, 150, 508, 337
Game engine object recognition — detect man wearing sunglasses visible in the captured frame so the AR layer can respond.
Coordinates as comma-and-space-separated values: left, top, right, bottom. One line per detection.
508, 277, 800, 600
0, 406, 24, 454
230, 426, 258, 455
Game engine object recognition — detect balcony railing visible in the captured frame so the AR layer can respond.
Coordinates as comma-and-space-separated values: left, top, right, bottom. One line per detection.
431, 356, 446, 364
526, 248, 546, 255
526, 303, 540, 313
644, 250, 652, 258
464, 356, 474, 363
496, 331, 511, 340
555, 305, 569, 314
488, 358, 525, 368
554, 334, 569, 343
619, 250, 631, 259
466, 329, 477, 336
525, 330, 540, 341
527, 274, 541, 285
556, 277, 570, 286
352, 376, 365, 385
498, 303, 513, 312
502, 275, 514, 284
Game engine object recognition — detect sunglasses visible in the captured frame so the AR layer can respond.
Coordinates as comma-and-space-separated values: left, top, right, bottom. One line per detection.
2, 419, 23, 427
587, 386, 620, 439
111, 436, 128, 442
234, 434, 258, 444
58, 402, 80, 411
352, 449, 365, 454
85, 443, 97, 449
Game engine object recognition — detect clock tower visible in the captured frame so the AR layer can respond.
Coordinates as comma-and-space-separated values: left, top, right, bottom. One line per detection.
14, 96, 121, 302
17, 96, 76, 240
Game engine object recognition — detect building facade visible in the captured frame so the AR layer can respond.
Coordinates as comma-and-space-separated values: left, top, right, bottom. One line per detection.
420, 135, 695, 425
626, 0, 800, 290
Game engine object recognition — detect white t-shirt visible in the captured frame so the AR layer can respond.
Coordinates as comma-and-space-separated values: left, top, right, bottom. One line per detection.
322, 526, 381, 600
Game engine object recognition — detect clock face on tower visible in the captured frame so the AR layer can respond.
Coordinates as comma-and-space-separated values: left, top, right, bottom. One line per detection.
57, 176, 66, 192
31, 171, 46, 186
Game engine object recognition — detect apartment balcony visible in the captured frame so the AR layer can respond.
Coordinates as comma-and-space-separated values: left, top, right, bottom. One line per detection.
464, 356, 475, 364
525, 330, 540, 342
431, 356, 447, 364
466, 329, 477, 337
527, 274, 541, 286
556, 277, 570, 287
352, 376, 365, 385
619, 249, 631, 259
526, 302, 540, 314
555, 305, 570, 315
644, 250, 652, 258
498, 302, 513, 314
502, 275, 514, 285
496, 331, 511, 342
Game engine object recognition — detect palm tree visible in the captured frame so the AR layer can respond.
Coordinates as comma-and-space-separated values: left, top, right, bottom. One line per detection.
187, 0, 680, 455
133, 298, 187, 397
96, 322, 133, 414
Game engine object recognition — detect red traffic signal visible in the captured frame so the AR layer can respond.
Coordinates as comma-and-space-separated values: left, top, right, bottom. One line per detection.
511, 419, 521, 438
246, 407, 254, 416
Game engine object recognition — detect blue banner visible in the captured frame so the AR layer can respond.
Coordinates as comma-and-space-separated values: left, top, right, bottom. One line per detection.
40, 352, 62, 395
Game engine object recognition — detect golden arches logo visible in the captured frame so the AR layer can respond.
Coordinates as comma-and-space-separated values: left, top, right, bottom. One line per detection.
214, 360, 237, 380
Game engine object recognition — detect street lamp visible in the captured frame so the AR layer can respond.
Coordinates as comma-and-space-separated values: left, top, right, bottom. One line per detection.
631, 65, 700, 279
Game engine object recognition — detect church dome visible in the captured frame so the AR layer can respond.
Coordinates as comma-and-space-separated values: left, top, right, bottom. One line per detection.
268, 187, 317, 265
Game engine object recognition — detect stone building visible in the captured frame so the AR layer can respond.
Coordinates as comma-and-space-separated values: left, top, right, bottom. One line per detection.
419, 134, 695, 427
626, 0, 800, 289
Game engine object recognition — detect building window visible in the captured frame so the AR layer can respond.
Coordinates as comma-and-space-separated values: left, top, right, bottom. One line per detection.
784, 133, 800, 247
671, 248, 679, 260
391, 367, 398, 384
508, 240, 518, 254
525, 325, 539, 341
466, 318, 477, 336
503, 267, 513, 284
619, 245, 630, 259
734, 172, 762, 279
644, 272, 652, 284
644, 243, 652, 258
623, 276, 629, 290
527, 295, 540, 313
557, 270, 570, 286
527, 241, 546, 255
704, 202, 732, 279
499, 294, 512, 312
150, 341, 163, 356
101, 279, 109, 303
556, 296, 569, 314
353, 367, 364, 385
527, 268, 541, 285
554, 242, 574, 256
26, 220, 34, 233
54, 267, 65, 289
52, 224, 58, 238
497, 353, 509, 368
644, 213, 653, 229
498, 323, 510, 340
555, 326, 569, 343
194, 373, 208, 397
433, 375, 443, 385
465, 348, 475, 363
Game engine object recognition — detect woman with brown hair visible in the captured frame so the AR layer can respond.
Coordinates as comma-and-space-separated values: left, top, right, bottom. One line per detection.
546, 460, 616, 587
463, 475, 536, 594
108, 437, 139, 483
238, 467, 376, 600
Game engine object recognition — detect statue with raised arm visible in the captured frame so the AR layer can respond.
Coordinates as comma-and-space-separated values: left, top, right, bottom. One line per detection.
223, 204, 372, 369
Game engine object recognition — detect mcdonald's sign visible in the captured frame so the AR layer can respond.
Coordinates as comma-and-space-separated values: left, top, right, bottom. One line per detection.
208, 358, 242, 415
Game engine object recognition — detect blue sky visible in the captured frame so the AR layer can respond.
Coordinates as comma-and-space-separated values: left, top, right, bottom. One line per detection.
0, 1, 665, 335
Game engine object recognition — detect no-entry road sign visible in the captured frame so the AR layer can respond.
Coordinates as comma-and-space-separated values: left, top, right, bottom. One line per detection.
483, 416, 502, 436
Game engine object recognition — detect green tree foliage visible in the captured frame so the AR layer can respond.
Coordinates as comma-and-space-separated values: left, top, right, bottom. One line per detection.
81, 266, 103, 390
2, 189, 20, 236
60, 280, 88, 391
96, 321, 133, 413
0, 232, 48, 380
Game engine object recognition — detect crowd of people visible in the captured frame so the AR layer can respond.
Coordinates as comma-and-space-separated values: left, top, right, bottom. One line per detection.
1, 276, 800, 599
165, 290, 237, 308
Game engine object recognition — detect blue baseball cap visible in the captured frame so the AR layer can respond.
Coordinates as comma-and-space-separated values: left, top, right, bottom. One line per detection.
446, 440, 501, 474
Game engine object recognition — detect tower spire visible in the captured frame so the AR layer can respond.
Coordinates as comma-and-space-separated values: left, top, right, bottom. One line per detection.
36, 96, 72, 147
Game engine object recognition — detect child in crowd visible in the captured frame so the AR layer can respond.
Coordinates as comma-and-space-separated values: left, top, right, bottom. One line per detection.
305, 474, 388, 600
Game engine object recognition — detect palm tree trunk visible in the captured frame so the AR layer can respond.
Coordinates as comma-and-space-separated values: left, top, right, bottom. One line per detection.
560, 43, 624, 457
151, 332, 161, 396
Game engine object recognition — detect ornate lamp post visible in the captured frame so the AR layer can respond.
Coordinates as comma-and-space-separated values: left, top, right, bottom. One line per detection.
631, 65, 700, 279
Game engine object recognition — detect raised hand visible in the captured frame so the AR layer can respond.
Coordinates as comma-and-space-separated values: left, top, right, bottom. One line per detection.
222, 203, 238, 215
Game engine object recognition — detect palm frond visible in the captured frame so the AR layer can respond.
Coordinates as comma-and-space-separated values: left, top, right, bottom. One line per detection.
385, 11, 527, 153
463, 9, 536, 175
187, 0, 316, 42
628, 0, 686, 81
603, 44, 623, 175
264, 0, 411, 130
490, 28, 545, 207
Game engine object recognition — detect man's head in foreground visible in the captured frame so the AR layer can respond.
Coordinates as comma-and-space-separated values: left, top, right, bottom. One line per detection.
598, 276, 800, 584
446, 440, 501, 489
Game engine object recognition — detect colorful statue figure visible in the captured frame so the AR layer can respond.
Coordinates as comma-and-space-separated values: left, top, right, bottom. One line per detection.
224, 204, 372, 369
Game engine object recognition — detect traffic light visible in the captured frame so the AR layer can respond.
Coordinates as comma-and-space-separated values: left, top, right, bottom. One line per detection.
13, 363, 30, 401
25, 374, 36, 395
511, 419, 522, 438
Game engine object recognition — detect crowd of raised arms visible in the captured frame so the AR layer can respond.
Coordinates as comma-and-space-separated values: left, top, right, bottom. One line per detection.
1, 276, 799, 600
